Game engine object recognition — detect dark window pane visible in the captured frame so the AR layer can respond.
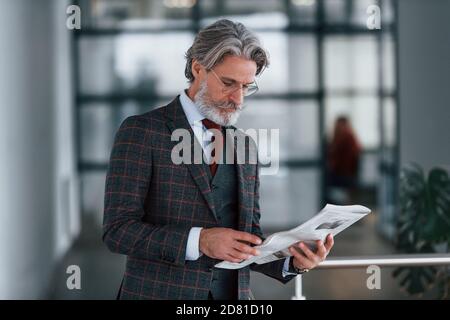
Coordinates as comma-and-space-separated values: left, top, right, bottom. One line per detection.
80, 103, 116, 163
79, 0, 194, 29
381, 0, 395, 25
324, 35, 378, 91
324, 0, 348, 24
359, 150, 379, 188
237, 99, 319, 160
200, 0, 286, 28
288, 0, 317, 26
287, 34, 318, 92
80, 101, 165, 163
260, 168, 320, 230
350, 0, 380, 27
79, 33, 194, 96
251, 33, 317, 93
255, 32, 289, 93
81, 172, 107, 225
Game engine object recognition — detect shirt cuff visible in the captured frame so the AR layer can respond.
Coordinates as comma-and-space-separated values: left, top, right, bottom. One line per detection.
282, 257, 298, 277
185, 227, 203, 261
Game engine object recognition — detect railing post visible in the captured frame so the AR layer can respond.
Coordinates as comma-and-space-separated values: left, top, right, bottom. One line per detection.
292, 275, 306, 300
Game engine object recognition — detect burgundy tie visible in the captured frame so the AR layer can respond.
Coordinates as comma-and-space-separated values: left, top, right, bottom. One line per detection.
201, 118, 223, 177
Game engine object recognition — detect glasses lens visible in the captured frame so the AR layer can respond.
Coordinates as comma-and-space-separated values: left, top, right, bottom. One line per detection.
217, 76, 258, 97
244, 85, 258, 97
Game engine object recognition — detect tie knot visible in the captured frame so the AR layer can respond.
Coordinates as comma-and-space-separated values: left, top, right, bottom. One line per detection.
202, 118, 222, 131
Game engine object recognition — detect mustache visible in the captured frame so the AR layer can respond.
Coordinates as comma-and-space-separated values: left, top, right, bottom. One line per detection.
213, 101, 247, 111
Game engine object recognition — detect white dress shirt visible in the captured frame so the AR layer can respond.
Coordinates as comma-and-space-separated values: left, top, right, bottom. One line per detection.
179, 90, 295, 277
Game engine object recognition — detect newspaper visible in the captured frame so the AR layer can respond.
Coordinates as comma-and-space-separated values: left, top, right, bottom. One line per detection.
215, 204, 371, 269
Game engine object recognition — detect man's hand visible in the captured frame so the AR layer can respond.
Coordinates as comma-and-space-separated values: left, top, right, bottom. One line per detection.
199, 228, 262, 263
288, 234, 334, 272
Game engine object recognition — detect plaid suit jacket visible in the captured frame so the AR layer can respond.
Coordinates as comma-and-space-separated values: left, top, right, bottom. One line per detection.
103, 96, 296, 300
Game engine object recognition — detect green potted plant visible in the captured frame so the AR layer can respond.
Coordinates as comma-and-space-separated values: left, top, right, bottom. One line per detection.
393, 163, 450, 299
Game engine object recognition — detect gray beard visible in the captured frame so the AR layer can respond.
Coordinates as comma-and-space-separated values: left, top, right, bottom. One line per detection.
193, 80, 243, 127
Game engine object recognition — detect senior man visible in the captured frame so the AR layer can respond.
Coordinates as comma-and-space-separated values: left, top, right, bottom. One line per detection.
103, 19, 334, 300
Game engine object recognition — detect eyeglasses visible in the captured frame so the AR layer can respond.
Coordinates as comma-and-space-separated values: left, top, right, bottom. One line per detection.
207, 69, 259, 97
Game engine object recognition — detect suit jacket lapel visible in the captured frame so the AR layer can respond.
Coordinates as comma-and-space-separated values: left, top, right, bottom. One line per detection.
165, 96, 218, 221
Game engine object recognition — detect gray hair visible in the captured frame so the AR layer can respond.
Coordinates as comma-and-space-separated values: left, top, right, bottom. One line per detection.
184, 19, 270, 83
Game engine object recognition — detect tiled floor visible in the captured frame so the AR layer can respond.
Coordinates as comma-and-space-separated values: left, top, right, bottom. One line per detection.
48, 212, 434, 300
48, 217, 125, 300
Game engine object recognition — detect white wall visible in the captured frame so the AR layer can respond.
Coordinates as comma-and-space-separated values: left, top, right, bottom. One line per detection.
0, 0, 78, 298
52, 0, 80, 261
398, 0, 450, 171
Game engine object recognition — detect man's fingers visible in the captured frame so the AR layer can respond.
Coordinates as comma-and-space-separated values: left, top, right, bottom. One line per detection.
233, 231, 262, 246
325, 234, 334, 251
224, 253, 243, 263
289, 247, 314, 269
229, 248, 251, 261
227, 248, 257, 262
298, 242, 320, 264
316, 240, 327, 259
234, 242, 260, 256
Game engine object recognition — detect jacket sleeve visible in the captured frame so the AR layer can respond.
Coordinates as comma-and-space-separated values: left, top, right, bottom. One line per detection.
102, 116, 190, 267
249, 161, 297, 284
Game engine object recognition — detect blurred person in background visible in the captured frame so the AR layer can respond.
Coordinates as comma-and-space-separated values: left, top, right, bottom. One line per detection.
326, 116, 362, 205
103, 19, 334, 300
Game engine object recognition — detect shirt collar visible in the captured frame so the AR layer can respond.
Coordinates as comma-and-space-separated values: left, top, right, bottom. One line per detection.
179, 89, 204, 126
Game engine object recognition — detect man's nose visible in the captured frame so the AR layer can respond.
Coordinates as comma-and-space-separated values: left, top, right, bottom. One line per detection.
229, 88, 244, 105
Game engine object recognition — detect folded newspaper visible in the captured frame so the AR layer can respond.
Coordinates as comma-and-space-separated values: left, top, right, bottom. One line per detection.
215, 204, 371, 269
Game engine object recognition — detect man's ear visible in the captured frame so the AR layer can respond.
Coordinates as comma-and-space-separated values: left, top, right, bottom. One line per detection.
191, 59, 203, 81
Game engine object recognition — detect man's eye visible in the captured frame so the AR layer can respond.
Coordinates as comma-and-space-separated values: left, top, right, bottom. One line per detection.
223, 81, 234, 87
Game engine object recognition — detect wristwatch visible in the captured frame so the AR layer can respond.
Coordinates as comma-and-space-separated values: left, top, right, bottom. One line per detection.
289, 258, 309, 274
294, 266, 310, 274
